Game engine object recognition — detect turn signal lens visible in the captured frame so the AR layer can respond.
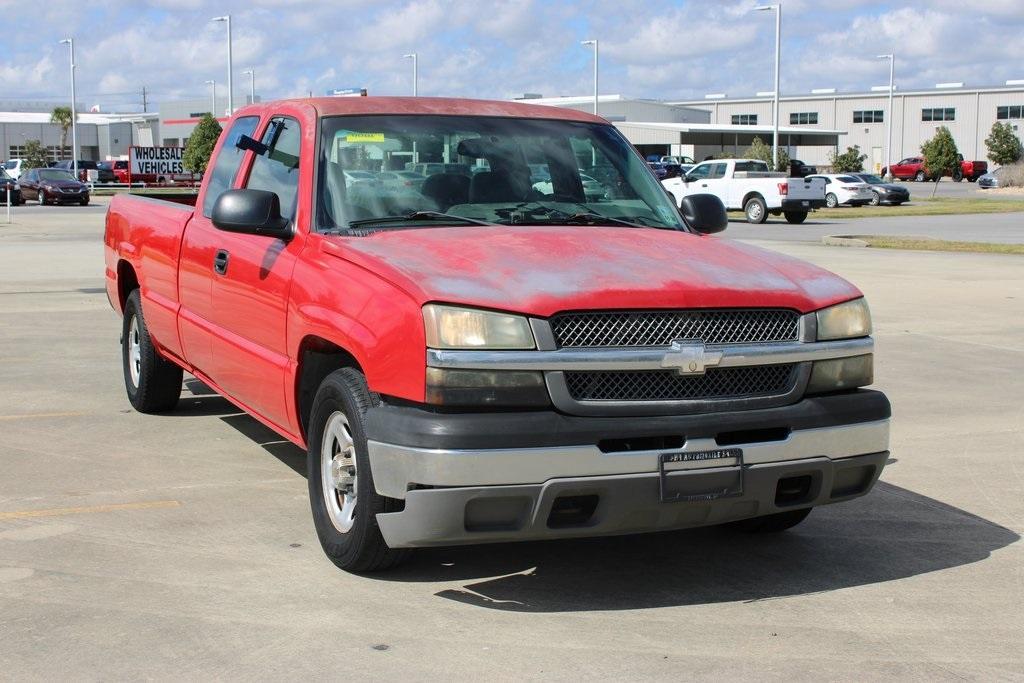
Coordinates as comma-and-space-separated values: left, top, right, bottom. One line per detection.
806, 354, 874, 394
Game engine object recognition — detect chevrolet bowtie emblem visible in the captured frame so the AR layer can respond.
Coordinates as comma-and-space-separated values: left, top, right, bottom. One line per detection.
660, 340, 723, 376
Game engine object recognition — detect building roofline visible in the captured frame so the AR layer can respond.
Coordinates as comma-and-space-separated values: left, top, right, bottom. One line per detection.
667, 83, 1024, 105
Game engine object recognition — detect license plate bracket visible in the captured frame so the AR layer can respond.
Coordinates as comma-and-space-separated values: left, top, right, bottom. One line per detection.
658, 448, 744, 503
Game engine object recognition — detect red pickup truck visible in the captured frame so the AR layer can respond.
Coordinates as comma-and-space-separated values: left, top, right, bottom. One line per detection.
884, 154, 987, 182
105, 97, 890, 571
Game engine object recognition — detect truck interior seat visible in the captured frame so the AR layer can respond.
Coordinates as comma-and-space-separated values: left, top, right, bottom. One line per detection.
422, 173, 470, 211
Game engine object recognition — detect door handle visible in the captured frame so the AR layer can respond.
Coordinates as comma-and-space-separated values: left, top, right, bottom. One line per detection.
213, 249, 230, 275
701, 183, 708, 188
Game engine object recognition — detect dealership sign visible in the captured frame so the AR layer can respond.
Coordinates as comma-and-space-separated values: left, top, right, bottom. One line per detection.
129, 146, 185, 176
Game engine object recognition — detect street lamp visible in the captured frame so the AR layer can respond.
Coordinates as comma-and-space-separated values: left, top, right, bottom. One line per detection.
58, 37, 78, 179
242, 68, 255, 104
205, 80, 216, 117
403, 53, 418, 96
754, 4, 782, 169
211, 15, 233, 114
877, 54, 895, 180
580, 39, 598, 115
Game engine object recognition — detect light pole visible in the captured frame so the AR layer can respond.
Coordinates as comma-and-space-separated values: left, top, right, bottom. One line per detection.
580, 39, 599, 115
403, 53, 418, 96
212, 15, 233, 114
754, 4, 781, 169
59, 37, 78, 178
877, 54, 895, 180
242, 68, 255, 104
205, 80, 216, 116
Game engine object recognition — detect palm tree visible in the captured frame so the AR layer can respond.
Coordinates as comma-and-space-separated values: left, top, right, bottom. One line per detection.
49, 106, 74, 160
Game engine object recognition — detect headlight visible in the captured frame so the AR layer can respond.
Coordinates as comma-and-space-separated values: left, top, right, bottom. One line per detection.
817, 298, 871, 340
806, 354, 873, 394
423, 304, 535, 349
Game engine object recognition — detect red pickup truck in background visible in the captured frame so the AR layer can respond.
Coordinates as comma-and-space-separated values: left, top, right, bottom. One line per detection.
884, 154, 987, 182
104, 97, 890, 571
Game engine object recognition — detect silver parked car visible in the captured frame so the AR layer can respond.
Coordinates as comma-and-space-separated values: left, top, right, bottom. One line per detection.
977, 168, 1000, 189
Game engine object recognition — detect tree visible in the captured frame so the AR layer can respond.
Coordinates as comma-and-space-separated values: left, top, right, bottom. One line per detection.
22, 140, 50, 170
829, 145, 867, 172
182, 114, 223, 174
742, 136, 790, 172
49, 106, 74, 159
920, 126, 960, 197
985, 122, 1023, 166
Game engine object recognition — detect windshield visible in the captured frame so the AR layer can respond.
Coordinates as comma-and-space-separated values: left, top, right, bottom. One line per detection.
317, 115, 686, 231
39, 169, 77, 182
3, 161, 15, 170
0, 168, 10, 181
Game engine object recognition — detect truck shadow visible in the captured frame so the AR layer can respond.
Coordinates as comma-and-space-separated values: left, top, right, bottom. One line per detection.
173, 379, 1018, 613
382, 484, 1017, 612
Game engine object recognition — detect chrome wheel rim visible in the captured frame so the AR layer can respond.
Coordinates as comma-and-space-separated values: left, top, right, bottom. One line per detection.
321, 411, 357, 533
826, 194, 837, 208
747, 203, 762, 220
128, 315, 142, 388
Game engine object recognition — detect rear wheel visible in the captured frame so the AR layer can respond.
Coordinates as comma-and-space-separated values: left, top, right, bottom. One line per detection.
732, 507, 812, 533
307, 368, 410, 572
783, 211, 807, 224
825, 192, 839, 208
121, 289, 182, 413
743, 196, 768, 224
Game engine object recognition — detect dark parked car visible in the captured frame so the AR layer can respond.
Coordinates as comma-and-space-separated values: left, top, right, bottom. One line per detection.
0, 167, 23, 205
646, 161, 668, 180
789, 159, 817, 178
18, 167, 90, 205
53, 159, 115, 183
851, 173, 910, 206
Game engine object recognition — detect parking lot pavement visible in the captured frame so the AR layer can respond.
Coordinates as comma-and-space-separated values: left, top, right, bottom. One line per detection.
1, 209, 1022, 679
726, 210, 1024, 244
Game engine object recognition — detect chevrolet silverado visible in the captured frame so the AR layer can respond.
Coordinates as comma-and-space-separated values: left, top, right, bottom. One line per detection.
105, 97, 890, 571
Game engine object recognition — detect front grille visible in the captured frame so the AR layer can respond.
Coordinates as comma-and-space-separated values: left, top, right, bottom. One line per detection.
564, 364, 797, 402
550, 309, 800, 348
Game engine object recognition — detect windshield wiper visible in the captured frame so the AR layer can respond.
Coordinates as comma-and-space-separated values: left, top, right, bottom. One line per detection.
346, 211, 495, 229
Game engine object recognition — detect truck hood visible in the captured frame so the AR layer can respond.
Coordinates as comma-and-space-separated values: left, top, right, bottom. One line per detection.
324, 225, 861, 316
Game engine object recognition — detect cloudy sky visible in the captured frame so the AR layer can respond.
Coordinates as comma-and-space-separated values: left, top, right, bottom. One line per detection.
1, 0, 1022, 111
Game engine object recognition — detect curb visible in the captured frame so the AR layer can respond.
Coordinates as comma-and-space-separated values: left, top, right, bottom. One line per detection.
822, 235, 869, 248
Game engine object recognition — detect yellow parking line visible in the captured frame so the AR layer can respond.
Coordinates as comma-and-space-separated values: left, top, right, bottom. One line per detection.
0, 500, 180, 520
0, 412, 89, 421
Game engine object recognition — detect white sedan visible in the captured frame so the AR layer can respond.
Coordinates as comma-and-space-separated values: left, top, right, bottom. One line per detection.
808, 174, 875, 208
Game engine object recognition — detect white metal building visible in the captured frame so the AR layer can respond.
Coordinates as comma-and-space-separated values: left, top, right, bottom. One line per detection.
669, 83, 1024, 171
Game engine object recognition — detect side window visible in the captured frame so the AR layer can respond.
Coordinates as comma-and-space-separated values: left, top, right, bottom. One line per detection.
687, 163, 712, 180
708, 163, 728, 180
201, 115, 259, 218
245, 116, 301, 222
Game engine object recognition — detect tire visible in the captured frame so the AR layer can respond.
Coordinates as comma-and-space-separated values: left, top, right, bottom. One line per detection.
121, 289, 182, 413
968, 176, 977, 183
952, 170, 963, 182
869, 192, 880, 206
80, 198, 89, 206
825, 192, 839, 209
743, 196, 768, 224
37, 190, 46, 206
915, 171, 926, 182
731, 507, 812, 533
307, 368, 410, 572
783, 211, 807, 224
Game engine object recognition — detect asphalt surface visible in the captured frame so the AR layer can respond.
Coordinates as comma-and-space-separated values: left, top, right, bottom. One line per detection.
1, 204, 1022, 679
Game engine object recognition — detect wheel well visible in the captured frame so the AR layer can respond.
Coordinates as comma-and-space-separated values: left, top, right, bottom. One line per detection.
295, 336, 363, 440
117, 260, 139, 310
741, 192, 764, 208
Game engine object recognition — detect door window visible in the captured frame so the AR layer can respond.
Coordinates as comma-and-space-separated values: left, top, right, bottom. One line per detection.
244, 117, 301, 222
201, 115, 260, 218
708, 163, 728, 180
687, 163, 712, 180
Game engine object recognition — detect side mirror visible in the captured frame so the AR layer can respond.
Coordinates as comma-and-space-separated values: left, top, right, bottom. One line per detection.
679, 193, 727, 234
683, 175, 695, 183
211, 189, 293, 240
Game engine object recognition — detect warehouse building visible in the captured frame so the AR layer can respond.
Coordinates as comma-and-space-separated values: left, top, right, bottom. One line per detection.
669, 82, 1024, 171
0, 102, 158, 163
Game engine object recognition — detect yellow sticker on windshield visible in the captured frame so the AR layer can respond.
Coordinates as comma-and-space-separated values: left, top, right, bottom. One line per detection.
345, 133, 386, 143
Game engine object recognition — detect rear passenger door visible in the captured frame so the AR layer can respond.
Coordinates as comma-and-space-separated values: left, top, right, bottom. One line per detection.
206, 115, 304, 428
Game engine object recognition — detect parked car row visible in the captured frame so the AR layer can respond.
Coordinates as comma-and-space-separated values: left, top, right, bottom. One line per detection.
881, 154, 987, 182
0, 166, 91, 206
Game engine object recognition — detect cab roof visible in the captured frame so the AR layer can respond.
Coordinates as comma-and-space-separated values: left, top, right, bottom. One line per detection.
237, 96, 608, 124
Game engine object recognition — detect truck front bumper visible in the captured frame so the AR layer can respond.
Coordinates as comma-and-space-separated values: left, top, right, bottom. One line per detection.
364, 390, 890, 548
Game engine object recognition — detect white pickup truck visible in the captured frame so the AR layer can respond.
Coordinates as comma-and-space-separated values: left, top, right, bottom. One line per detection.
662, 158, 826, 224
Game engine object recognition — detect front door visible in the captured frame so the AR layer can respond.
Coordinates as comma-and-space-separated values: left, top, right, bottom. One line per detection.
206, 115, 305, 429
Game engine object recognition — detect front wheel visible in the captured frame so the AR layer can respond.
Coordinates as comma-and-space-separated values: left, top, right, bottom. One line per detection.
783, 211, 807, 224
952, 170, 963, 182
121, 289, 182, 413
307, 368, 410, 572
825, 192, 839, 208
744, 196, 768, 224
915, 171, 926, 182
869, 192, 880, 206
731, 507, 812, 533
37, 191, 46, 206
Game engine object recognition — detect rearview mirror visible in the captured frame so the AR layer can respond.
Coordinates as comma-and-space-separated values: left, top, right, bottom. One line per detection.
211, 189, 293, 240
679, 193, 727, 234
